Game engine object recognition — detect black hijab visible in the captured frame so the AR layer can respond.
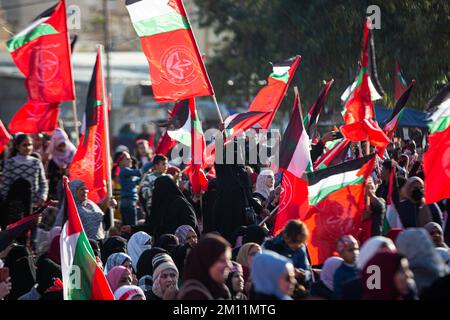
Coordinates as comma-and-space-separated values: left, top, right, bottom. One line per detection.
36, 256, 61, 295
155, 234, 179, 254
100, 236, 127, 265
4, 245, 36, 300
136, 247, 168, 280
183, 234, 231, 299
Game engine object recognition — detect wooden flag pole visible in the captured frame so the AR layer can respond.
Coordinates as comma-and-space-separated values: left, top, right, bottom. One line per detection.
259, 205, 280, 227
212, 94, 224, 124
98, 44, 114, 230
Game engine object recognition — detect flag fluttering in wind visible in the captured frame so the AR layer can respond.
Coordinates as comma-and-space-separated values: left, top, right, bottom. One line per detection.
223, 111, 270, 141
340, 19, 389, 149
69, 49, 108, 204
273, 89, 311, 236
60, 177, 114, 300
125, 0, 214, 102
383, 80, 416, 140
313, 138, 351, 170
0, 120, 12, 155
394, 59, 408, 101
8, 100, 60, 134
304, 79, 334, 139
423, 83, 450, 204
6, 0, 75, 103
305, 155, 376, 265
248, 56, 301, 129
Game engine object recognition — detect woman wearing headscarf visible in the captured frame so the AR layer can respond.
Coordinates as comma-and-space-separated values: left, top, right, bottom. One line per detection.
236, 243, 262, 284
127, 231, 152, 272
155, 234, 179, 254
114, 285, 146, 300
361, 250, 417, 300
19, 257, 61, 300
147, 253, 179, 300
340, 236, 397, 300
177, 234, 232, 300
104, 253, 132, 275
175, 225, 198, 247
3, 245, 36, 300
225, 262, 247, 300
396, 177, 442, 228
250, 250, 296, 300
63, 180, 115, 241
252, 169, 274, 205
136, 247, 168, 281
396, 228, 449, 294
310, 256, 344, 300
202, 178, 218, 234
424, 222, 449, 249
106, 266, 133, 293
149, 176, 199, 240
170, 244, 192, 282
100, 236, 128, 266
1, 134, 48, 230
47, 128, 76, 199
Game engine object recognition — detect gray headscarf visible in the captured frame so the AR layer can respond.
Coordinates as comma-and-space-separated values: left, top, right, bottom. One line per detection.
396, 228, 449, 292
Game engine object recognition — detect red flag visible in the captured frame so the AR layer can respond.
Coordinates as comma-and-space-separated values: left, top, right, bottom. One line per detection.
0, 120, 12, 154
125, 0, 213, 102
248, 56, 301, 129
189, 98, 208, 194
8, 100, 60, 134
341, 19, 389, 149
69, 49, 108, 204
6, 0, 75, 103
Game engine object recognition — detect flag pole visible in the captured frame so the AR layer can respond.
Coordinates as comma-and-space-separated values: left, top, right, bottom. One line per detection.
259, 205, 280, 227
98, 44, 114, 230
71, 100, 80, 145
212, 95, 224, 123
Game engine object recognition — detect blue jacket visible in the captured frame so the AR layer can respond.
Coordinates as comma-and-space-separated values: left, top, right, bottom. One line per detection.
119, 167, 141, 200
333, 263, 359, 299
263, 234, 312, 281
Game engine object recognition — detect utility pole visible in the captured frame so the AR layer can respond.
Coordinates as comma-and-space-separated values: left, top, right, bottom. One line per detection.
102, 0, 111, 92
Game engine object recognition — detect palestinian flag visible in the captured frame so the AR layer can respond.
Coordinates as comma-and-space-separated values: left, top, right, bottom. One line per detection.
154, 130, 177, 156
341, 19, 389, 149
224, 111, 270, 140
0, 120, 12, 155
6, 0, 75, 103
304, 79, 334, 139
60, 177, 114, 300
0, 213, 40, 252
273, 89, 311, 236
383, 80, 416, 140
304, 155, 376, 265
394, 59, 408, 101
313, 139, 351, 170
189, 98, 208, 193
69, 49, 108, 204
367, 28, 385, 99
423, 83, 450, 204
8, 100, 60, 134
248, 56, 301, 129
125, 0, 214, 102
341, 66, 383, 104
382, 166, 403, 234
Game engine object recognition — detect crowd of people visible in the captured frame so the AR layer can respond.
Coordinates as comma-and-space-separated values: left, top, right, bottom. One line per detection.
0, 124, 449, 301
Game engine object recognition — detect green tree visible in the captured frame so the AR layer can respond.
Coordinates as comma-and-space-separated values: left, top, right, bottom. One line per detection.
193, 0, 449, 125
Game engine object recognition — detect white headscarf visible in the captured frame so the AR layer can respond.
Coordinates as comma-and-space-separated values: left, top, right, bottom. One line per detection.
357, 236, 396, 270
255, 169, 274, 200
127, 232, 152, 271
320, 256, 344, 291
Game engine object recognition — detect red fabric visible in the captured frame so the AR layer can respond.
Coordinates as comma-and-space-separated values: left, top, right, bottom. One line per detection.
273, 171, 309, 236
139, 27, 213, 102
68, 51, 108, 204
423, 125, 450, 204
154, 131, 177, 156
0, 120, 11, 154
248, 56, 301, 129
90, 266, 115, 300
189, 98, 208, 194
8, 100, 60, 134
10, 0, 74, 103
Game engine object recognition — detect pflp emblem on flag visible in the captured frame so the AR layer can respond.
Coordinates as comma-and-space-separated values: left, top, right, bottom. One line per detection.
161, 45, 198, 85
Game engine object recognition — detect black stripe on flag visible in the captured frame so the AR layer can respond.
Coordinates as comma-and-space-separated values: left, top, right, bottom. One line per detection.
425, 83, 450, 112
32, 2, 58, 22
125, 0, 142, 5
279, 93, 303, 170
272, 55, 299, 68
368, 29, 384, 97
383, 80, 416, 126
168, 100, 190, 130
226, 111, 267, 129
306, 154, 374, 186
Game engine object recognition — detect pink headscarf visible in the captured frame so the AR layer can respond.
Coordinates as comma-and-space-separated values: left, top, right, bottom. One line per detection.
50, 128, 76, 168
106, 266, 129, 293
